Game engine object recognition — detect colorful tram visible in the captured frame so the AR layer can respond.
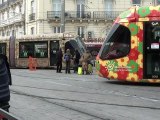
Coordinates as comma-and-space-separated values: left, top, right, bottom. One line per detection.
0, 33, 86, 68
96, 6, 160, 83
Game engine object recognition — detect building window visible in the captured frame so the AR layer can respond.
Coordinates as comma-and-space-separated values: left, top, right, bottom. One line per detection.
7, 31, 10, 36
30, 0, 35, 20
157, 0, 160, 4
104, 0, 113, 11
7, 11, 9, 18
0, 43, 6, 55
53, 27, 61, 33
132, 0, 141, 5
31, 0, 35, 13
52, 0, 61, 17
77, 26, 85, 38
12, 30, 15, 37
77, 0, 85, 18
2, 13, 4, 20
2, 32, 5, 36
13, 8, 15, 16
19, 5, 22, 13
31, 27, 34, 35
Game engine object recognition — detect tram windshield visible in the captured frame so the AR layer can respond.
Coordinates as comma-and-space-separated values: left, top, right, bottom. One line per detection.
69, 37, 86, 55
99, 23, 131, 60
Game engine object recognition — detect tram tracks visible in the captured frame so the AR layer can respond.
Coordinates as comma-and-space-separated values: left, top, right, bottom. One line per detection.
11, 75, 160, 104
11, 72, 160, 113
11, 90, 111, 120
11, 85, 160, 110
12, 72, 160, 103
11, 89, 160, 120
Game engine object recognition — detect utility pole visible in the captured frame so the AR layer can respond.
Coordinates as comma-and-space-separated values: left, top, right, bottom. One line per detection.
61, 0, 65, 33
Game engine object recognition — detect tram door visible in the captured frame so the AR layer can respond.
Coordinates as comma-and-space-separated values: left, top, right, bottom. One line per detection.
144, 22, 160, 79
50, 41, 59, 66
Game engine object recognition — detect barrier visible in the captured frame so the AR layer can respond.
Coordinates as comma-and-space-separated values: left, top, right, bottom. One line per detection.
28, 56, 37, 71
0, 108, 19, 120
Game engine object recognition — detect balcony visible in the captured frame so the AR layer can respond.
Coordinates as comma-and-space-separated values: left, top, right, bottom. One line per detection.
0, 13, 24, 27
29, 13, 35, 21
93, 11, 121, 20
47, 11, 121, 22
47, 11, 61, 20
47, 11, 91, 21
65, 11, 91, 20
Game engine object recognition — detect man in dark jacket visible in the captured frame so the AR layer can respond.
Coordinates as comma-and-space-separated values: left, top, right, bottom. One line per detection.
0, 54, 11, 112
56, 48, 63, 73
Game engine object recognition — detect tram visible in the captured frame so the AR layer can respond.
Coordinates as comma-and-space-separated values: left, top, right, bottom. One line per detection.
85, 42, 102, 58
0, 33, 86, 68
96, 5, 160, 83
85, 42, 102, 66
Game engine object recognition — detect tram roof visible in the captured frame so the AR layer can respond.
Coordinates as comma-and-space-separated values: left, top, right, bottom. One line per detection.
0, 33, 76, 41
115, 5, 160, 23
16, 33, 76, 40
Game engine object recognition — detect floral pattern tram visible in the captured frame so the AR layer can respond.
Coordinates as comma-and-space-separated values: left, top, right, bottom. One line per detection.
96, 6, 160, 83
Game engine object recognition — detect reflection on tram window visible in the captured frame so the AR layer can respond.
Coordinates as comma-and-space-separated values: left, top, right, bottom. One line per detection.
34, 43, 48, 58
19, 42, 48, 58
145, 22, 160, 77
19, 42, 34, 58
99, 24, 131, 60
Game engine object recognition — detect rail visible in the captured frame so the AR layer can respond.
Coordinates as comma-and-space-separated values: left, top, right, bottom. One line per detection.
0, 108, 19, 120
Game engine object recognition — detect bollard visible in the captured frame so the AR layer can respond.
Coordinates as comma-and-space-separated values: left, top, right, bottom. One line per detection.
32, 58, 37, 70
28, 56, 37, 71
28, 56, 33, 71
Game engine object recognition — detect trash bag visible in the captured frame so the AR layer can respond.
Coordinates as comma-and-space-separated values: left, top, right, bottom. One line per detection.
78, 67, 83, 75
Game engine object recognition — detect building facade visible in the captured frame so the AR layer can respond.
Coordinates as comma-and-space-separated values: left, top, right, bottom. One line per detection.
0, 0, 24, 37
0, 0, 160, 41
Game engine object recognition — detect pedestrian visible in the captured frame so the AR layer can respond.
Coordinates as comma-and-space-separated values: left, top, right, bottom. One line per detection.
0, 53, 12, 112
80, 49, 92, 75
64, 49, 72, 74
56, 48, 63, 73
73, 49, 80, 73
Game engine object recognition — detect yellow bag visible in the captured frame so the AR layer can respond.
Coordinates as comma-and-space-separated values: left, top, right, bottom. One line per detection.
78, 67, 82, 75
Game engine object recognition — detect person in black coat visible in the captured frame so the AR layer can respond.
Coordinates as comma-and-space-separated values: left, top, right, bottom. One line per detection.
56, 48, 63, 73
0, 54, 12, 111
0, 54, 12, 85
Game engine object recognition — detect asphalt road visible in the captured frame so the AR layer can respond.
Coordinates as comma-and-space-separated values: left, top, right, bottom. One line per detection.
9, 69, 160, 120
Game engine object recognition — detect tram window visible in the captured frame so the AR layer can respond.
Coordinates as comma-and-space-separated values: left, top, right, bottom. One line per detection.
145, 22, 160, 49
34, 42, 48, 58
99, 24, 131, 60
19, 42, 48, 58
19, 42, 34, 58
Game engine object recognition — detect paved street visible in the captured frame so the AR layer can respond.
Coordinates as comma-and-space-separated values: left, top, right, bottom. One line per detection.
9, 68, 160, 120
